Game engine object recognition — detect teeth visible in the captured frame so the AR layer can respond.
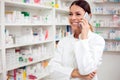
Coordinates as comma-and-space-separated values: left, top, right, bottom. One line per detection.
72, 22, 79, 25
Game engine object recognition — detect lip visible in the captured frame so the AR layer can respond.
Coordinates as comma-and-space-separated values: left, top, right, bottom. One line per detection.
71, 22, 79, 26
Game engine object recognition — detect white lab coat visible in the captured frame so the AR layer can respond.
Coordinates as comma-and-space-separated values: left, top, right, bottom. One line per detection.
47, 31, 105, 80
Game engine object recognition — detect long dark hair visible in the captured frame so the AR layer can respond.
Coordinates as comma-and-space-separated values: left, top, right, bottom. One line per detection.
70, 0, 94, 31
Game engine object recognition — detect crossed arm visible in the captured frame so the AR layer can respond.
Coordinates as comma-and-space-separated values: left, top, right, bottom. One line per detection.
71, 68, 96, 80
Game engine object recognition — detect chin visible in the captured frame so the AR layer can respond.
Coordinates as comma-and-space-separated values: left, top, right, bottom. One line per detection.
71, 26, 78, 30
71, 25, 77, 28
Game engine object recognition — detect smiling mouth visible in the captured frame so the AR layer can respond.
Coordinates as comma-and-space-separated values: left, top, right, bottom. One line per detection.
71, 22, 79, 26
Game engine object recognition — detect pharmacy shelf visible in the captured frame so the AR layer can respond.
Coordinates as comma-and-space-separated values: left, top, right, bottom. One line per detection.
5, 1, 52, 10
0, 0, 71, 79
93, 13, 120, 16
105, 39, 120, 41
5, 40, 54, 49
93, 1, 120, 4
92, 0, 120, 56
104, 51, 120, 53
5, 24, 53, 27
94, 26, 120, 28
7, 55, 53, 71
0, 0, 55, 80
55, 8, 69, 14
55, 23, 70, 26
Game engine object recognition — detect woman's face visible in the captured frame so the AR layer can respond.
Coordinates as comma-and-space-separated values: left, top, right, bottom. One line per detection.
69, 5, 85, 33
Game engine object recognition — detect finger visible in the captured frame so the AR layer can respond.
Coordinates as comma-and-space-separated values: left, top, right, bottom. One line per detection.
80, 18, 88, 24
89, 72, 96, 79
83, 17, 89, 24
79, 21, 85, 30
88, 74, 93, 79
79, 18, 90, 30
89, 73, 94, 79
79, 19, 86, 25
85, 76, 92, 80
93, 71, 96, 74
83, 75, 92, 80
92, 71, 96, 75
79, 22, 83, 27
93, 70, 97, 74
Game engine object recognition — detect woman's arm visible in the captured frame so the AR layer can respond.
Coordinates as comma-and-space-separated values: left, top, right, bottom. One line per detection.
74, 35, 105, 75
71, 68, 96, 80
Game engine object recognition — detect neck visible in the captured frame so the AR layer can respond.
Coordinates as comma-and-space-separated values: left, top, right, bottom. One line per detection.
73, 32, 80, 39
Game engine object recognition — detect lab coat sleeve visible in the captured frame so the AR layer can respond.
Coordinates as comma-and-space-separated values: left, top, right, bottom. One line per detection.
48, 39, 74, 78
74, 36, 105, 75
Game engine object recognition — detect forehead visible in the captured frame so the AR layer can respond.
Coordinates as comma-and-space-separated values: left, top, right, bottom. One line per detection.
70, 5, 85, 13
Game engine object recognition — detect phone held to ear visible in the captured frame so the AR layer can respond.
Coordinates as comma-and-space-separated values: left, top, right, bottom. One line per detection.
78, 12, 90, 29
84, 12, 90, 21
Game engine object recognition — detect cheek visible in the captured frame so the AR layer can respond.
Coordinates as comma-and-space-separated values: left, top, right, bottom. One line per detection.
68, 17, 82, 22
68, 17, 71, 22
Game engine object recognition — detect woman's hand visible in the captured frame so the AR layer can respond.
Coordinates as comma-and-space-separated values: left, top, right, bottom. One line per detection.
79, 18, 90, 40
81, 71, 97, 80
71, 69, 96, 80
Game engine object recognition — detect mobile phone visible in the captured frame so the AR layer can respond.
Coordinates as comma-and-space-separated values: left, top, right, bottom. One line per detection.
84, 12, 90, 21
78, 12, 90, 29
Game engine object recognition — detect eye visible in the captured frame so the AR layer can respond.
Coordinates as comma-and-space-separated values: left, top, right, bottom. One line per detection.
69, 13, 73, 16
76, 13, 81, 16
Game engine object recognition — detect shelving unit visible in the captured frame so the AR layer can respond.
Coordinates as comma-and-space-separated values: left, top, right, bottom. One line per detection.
93, 13, 120, 16
5, 1, 52, 10
55, 8, 69, 15
0, 0, 55, 80
54, 0, 71, 42
0, 0, 72, 79
5, 24, 53, 26
92, 0, 120, 52
5, 40, 53, 49
0, 0, 4, 80
7, 60, 51, 80
7, 55, 53, 71
93, 1, 120, 4
105, 38, 120, 41
94, 26, 120, 28
88, 1, 120, 80
105, 50, 120, 53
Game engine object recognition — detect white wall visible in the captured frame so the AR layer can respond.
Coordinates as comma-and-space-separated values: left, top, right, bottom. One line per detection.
98, 53, 120, 80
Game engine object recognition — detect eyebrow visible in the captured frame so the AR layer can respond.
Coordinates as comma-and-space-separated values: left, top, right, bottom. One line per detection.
69, 11, 81, 13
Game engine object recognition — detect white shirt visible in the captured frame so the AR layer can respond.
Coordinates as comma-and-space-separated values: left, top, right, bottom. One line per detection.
47, 31, 105, 80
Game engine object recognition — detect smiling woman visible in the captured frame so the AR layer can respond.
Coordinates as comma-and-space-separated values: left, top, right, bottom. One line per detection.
47, 0, 105, 80
68, 0, 93, 39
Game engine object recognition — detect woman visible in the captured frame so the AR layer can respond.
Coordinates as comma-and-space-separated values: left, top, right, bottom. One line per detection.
47, 0, 105, 80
